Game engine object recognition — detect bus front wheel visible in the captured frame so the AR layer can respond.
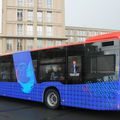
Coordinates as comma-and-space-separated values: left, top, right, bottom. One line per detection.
44, 89, 60, 109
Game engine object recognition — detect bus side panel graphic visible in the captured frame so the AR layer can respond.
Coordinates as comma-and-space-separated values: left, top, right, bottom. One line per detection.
13, 51, 36, 93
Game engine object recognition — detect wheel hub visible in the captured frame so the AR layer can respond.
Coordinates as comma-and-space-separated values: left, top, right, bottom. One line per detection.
47, 92, 58, 107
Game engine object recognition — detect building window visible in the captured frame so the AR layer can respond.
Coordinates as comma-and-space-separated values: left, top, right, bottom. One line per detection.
70, 30, 73, 35
76, 30, 79, 36
69, 37, 73, 43
46, 11, 52, 23
17, 39, 23, 51
27, 0, 34, 7
17, 24, 23, 36
38, 0, 42, 8
46, 40, 54, 47
55, 41, 62, 46
76, 37, 80, 42
37, 11, 42, 22
28, 10, 33, 21
17, 9, 23, 21
26, 39, 33, 50
66, 30, 70, 35
89, 31, 96, 37
46, 0, 53, 8
46, 26, 52, 37
17, 0, 24, 6
79, 37, 86, 42
6, 39, 13, 51
37, 26, 42, 36
38, 39, 44, 48
79, 31, 87, 36
27, 25, 33, 36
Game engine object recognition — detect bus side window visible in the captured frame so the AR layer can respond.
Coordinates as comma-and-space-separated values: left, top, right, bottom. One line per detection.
32, 60, 37, 78
84, 42, 117, 83
38, 48, 66, 82
31, 51, 39, 82
40, 64, 65, 81
0, 62, 11, 82
11, 58, 17, 82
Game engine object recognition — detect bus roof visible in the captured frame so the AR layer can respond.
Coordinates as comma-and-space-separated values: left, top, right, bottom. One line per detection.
86, 31, 120, 42
1, 31, 120, 57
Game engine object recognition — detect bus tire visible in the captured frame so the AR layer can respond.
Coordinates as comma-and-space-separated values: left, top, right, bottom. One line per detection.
44, 89, 60, 109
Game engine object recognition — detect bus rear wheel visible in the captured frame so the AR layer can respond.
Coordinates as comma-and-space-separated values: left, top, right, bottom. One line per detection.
44, 89, 60, 109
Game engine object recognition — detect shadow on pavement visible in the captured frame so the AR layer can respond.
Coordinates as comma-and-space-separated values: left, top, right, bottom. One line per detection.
0, 97, 119, 120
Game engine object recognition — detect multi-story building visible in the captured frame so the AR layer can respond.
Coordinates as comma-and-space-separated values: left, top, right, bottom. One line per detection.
65, 26, 114, 44
0, 0, 66, 54
0, 0, 116, 55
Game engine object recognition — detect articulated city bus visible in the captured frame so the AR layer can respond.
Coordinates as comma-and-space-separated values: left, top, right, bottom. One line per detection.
0, 32, 120, 110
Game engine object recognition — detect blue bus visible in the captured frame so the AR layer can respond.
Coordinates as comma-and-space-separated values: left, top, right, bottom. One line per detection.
0, 32, 120, 110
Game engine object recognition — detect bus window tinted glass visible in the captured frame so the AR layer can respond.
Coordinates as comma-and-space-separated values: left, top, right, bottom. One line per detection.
40, 57, 65, 64
38, 47, 66, 82
97, 55, 115, 73
33, 60, 37, 78
40, 64, 65, 81
0, 63, 11, 82
84, 41, 118, 83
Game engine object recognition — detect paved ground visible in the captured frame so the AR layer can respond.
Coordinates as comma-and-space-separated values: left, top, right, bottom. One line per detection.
0, 97, 120, 120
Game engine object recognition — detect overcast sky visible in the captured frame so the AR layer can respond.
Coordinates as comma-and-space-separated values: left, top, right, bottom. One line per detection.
65, 0, 120, 30
0, 0, 120, 31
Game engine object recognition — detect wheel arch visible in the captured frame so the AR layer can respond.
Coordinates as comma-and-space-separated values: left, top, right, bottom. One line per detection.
43, 86, 61, 103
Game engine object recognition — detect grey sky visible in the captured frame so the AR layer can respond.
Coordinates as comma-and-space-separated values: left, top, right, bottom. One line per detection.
65, 0, 120, 30
0, 0, 120, 31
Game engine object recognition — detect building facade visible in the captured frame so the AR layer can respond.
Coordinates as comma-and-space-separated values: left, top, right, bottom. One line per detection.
0, 0, 66, 54
0, 0, 116, 55
65, 26, 114, 44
